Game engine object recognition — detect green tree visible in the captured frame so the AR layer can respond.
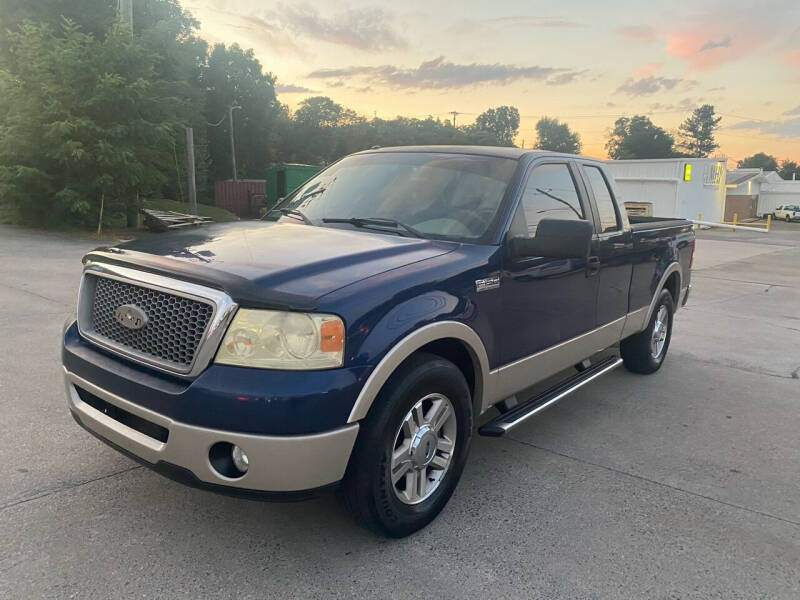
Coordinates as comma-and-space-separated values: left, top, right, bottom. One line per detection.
294, 96, 360, 128
283, 96, 364, 165
606, 115, 676, 159
677, 105, 721, 157
738, 152, 778, 171
777, 159, 799, 180
472, 106, 520, 146
202, 43, 284, 182
0, 20, 195, 227
0, 0, 116, 50
534, 117, 581, 154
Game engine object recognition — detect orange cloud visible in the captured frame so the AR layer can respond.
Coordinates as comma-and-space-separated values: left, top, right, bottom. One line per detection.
784, 50, 800, 66
665, 30, 762, 69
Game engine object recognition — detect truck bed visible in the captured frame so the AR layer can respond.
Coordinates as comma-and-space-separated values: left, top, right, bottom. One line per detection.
628, 215, 693, 232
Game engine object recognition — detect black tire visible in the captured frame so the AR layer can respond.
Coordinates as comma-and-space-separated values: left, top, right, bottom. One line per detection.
340, 352, 472, 538
786, 215, 791, 223
620, 289, 674, 374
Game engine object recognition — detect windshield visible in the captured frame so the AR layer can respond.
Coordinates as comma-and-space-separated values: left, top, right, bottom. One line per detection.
271, 152, 519, 241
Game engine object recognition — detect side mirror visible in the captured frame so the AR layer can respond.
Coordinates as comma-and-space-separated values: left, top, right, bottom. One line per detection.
508, 218, 592, 260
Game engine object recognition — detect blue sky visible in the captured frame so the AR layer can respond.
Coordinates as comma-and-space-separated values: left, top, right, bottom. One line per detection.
184, 0, 800, 161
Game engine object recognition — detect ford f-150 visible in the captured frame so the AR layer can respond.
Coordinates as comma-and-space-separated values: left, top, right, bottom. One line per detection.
63, 146, 695, 537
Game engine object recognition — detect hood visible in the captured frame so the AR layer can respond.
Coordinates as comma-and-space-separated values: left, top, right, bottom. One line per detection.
85, 221, 457, 310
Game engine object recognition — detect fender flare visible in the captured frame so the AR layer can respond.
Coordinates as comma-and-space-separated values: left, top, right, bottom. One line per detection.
642, 262, 682, 328
347, 321, 491, 423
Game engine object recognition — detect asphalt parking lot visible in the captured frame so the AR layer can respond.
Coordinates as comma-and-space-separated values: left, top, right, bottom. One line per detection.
1, 222, 798, 599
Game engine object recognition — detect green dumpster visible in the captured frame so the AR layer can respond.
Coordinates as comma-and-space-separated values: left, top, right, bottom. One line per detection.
265, 163, 322, 208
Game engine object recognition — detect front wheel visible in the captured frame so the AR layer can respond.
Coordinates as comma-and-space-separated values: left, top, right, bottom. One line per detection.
786, 215, 792, 222
621, 289, 674, 374
340, 352, 472, 537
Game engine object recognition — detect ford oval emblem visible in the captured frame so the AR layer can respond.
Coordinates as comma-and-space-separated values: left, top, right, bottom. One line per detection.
114, 304, 148, 330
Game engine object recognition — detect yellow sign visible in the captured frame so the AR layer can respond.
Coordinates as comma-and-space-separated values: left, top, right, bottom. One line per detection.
683, 164, 692, 181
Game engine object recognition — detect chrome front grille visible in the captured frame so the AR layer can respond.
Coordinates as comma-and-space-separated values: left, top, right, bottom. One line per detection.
90, 276, 213, 368
77, 263, 238, 377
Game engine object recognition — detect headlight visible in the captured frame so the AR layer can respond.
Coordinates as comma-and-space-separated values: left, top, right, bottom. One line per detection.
214, 309, 345, 370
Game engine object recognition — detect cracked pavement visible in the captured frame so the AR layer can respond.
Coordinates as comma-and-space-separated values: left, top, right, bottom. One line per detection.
0, 223, 798, 599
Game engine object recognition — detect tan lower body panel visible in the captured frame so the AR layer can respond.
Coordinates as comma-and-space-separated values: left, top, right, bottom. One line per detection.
485, 315, 627, 410
64, 369, 358, 492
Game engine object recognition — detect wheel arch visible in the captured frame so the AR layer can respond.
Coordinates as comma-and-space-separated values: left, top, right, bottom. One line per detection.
663, 271, 681, 305
643, 262, 682, 327
347, 321, 491, 423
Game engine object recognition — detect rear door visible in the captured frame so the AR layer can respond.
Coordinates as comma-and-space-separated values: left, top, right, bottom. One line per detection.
500, 160, 598, 364
579, 163, 634, 326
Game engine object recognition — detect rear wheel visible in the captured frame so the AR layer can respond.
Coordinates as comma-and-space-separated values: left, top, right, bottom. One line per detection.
340, 352, 472, 537
621, 289, 674, 374
786, 214, 792, 222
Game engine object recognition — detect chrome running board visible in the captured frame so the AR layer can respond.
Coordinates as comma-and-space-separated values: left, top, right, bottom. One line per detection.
479, 356, 623, 437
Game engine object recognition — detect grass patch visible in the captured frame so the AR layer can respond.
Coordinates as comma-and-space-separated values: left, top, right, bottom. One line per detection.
0, 202, 18, 224
142, 199, 238, 222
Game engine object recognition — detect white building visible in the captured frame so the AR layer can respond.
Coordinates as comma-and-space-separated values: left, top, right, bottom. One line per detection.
605, 158, 727, 222
724, 169, 800, 217
758, 180, 800, 216
724, 169, 782, 220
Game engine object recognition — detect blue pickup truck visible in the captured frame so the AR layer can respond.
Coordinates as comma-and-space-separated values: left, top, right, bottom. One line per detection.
63, 146, 694, 537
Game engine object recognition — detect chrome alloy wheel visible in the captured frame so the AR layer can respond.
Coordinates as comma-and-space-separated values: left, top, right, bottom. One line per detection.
651, 305, 669, 359
390, 393, 457, 505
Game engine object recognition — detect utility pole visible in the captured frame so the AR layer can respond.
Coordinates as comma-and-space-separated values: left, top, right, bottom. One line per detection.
450, 111, 459, 128
229, 104, 242, 182
118, 0, 133, 32
185, 127, 197, 215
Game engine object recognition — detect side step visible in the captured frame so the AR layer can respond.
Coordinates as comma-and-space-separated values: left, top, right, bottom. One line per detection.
479, 356, 623, 437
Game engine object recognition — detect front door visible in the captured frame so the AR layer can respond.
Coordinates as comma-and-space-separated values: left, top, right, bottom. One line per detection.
500, 160, 598, 366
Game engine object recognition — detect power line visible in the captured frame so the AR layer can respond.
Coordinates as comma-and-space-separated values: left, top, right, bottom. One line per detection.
717, 112, 767, 123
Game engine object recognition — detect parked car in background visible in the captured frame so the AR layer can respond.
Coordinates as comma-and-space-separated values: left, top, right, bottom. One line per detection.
62, 146, 694, 537
774, 205, 800, 222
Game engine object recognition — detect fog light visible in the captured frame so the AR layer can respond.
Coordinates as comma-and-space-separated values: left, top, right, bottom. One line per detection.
231, 445, 249, 473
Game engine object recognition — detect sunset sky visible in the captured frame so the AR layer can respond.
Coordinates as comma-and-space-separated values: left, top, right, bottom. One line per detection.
183, 0, 800, 164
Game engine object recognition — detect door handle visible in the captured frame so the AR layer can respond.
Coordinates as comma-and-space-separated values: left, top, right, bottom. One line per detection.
586, 256, 600, 277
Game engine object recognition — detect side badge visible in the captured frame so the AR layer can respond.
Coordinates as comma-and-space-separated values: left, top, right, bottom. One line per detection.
475, 276, 500, 293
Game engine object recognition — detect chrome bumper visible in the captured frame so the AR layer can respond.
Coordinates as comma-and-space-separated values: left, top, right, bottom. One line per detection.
64, 369, 359, 492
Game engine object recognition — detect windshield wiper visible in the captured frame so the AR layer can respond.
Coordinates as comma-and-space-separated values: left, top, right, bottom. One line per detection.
278, 208, 314, 225
322, 217, 424, 238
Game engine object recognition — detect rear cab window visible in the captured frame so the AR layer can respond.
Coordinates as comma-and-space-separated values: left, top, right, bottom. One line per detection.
583, 165, 621, 233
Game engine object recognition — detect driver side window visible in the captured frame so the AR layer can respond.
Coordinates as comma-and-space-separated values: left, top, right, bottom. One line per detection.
519, 163, 584, 237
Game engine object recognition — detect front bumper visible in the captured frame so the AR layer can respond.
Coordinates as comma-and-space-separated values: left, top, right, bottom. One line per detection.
63, 321, 371, 435
65, 368, 359, 493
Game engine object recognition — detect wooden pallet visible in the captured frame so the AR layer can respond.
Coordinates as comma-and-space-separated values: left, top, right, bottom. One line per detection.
141, 209, 214, 232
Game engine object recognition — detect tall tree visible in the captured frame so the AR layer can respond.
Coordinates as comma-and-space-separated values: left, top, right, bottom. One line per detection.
777, 159, 799, 180
294, 96, 359, 128
534, 117, 581, 154
738, 152, 778, 171
472, 106, 520, 146
606, 115, 676, 159
0, 0, 116, 50
0, 20, 196, 227
202, 43, 283, 182
677, 104, 721, 157
284, 96, 364, 165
